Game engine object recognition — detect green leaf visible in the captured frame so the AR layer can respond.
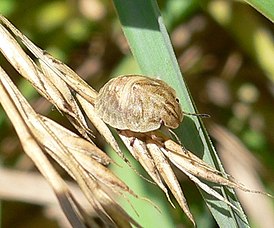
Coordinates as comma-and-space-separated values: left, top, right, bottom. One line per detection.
244, 0, 274, 22
113, 0, 250, 227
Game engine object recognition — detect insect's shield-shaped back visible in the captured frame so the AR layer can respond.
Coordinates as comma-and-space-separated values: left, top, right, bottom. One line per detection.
95, 75, 183, 132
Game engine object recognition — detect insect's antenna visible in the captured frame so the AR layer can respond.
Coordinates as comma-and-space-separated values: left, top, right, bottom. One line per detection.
168, 129, 182, 145
183, 111, 210, 118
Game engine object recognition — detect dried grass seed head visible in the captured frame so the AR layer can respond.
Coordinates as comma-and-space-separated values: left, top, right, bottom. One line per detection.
94, 75, 183, 132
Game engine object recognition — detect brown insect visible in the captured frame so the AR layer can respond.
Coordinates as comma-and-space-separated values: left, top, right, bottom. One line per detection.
94, 75, 183, 132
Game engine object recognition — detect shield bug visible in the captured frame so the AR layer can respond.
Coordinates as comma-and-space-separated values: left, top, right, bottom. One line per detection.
94, 75, 183, 132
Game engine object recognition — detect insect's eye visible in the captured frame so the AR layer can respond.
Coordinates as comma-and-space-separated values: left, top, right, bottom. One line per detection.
175, 98, 180, 103
160, 119, 165, 126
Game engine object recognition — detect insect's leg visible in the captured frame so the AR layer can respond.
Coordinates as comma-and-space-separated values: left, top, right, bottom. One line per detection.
130, 137, 137, 147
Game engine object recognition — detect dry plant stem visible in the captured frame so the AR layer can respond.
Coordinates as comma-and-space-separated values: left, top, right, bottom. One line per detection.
118, 130, 194, 225
39, 60, 91, 140
0, 15, 97, 104
0, 65, 140, 227
0, 67, 86, 228
162, 147, 241, 213
119, 128, 273, 224
77, 94, 152, 183
0, 15, 138, 173
30, 115, 131, 224
0, 23, 70, 114
119, 131, 170, 197
146, 140, 195, 225
0, 16, 94, 140
38, 116, 112, 166
0, 67, 105, 226
0, 22, 90, 139
77, 94, 123, 158
0, 168, 93, 228
164, 138, 273, 198
2, 14, 271, 226
36, 117, 135, 197
0, 16, 144, 226
164, 139, 222, 175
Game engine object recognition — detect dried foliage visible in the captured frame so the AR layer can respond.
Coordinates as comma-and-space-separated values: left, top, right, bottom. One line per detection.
0, 16, 139, 228
0, 14, 272, 227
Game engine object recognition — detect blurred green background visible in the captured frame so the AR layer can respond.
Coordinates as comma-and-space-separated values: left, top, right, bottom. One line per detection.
0, 0, 273, 227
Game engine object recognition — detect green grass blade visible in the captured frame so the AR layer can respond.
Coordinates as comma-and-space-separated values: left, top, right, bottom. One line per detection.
113, 0, 250, 227
244, 0, 274, 22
